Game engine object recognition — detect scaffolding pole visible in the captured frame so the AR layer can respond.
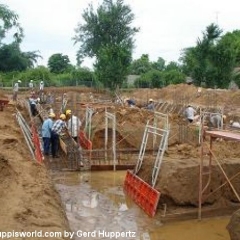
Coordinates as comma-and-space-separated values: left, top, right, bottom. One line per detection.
85, 107, 94, 139
198, 129, 240, 220
105, 110, 116, 171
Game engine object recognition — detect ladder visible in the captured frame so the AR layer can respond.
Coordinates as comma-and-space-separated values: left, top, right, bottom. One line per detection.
135, 121, 150, 174
84, 107, 95, 139
134, 121, 170, 188
114, 91, 124, 105
151, 128, 169, 187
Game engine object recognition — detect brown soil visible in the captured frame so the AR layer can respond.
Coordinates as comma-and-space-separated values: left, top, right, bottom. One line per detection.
0, 97, 70, 238
79, 85, 240, 212
1, 84, 240, 238
227, 209, 240, 240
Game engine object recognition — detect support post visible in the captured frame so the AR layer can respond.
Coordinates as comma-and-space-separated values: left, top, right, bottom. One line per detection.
105, 110, 116, 171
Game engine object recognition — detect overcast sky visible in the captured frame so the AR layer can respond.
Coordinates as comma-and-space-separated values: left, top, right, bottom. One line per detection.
1, 0, 240, 69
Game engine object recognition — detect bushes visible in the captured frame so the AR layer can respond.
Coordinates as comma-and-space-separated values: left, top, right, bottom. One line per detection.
134, 69, 186, 88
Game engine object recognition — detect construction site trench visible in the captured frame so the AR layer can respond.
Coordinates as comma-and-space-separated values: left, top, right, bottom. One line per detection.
1, 84, 240, 239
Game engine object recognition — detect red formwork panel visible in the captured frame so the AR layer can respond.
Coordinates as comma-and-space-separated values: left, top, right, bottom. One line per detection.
79, 130, 92, 150
31, 124, 43, 164
123, 170, 161, 217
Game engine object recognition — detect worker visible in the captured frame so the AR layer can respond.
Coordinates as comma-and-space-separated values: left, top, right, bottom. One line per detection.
46, 92, 54, 105
29, 80, 34, 90
29, 97, 39, 116
13, 80, 21, 101
39, 81, 44, 91
209, 114, 226, 129
184, 105, 196, 123
230, 120, 240, 128
41, 112, 56, 156
66, 109, 81, 143
146, 98, 155, 111
197, 87, 202, 97
51, 114, 67, 158
125, 98, 136, 107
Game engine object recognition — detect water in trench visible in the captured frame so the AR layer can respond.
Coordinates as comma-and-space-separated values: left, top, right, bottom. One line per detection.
52, 170, 230, 240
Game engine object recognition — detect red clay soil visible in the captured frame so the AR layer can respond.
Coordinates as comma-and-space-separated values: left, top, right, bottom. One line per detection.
0, 95, 70, 239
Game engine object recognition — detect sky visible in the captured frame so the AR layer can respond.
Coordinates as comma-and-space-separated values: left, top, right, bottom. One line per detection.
1, 0, 240, 69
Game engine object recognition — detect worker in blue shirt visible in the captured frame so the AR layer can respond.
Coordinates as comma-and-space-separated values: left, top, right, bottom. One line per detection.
29, 97, 39, 116
125, 97, 136, 107
146, 98, 155, 111
41, 112, 56, 156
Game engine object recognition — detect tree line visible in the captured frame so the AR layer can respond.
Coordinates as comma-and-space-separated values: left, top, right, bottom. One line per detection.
0, 1, 240, 89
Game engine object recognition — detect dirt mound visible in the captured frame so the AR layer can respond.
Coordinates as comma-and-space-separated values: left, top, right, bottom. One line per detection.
14, 84, 240, 215
0, 104, 70, 236
0, 89, 8, 99
90, 106, 154, 149
123, 84, 240, 110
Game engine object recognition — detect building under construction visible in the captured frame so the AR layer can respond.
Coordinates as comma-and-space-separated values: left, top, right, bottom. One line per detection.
13, 85, 240, 220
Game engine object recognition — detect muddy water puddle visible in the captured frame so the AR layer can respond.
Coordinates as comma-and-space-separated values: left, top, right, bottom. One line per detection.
52, 170, 230, 240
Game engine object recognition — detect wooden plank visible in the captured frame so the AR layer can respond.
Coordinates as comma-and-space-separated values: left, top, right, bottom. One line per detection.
205, 130, 240, 141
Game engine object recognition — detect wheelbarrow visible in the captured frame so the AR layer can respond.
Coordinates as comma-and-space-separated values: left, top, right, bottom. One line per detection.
0, 99, 9, 111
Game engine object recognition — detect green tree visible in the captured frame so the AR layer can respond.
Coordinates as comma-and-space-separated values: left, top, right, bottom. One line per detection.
72, 67, 93, 81
0, 4, 23, 44
130, 54, 152, 74
22, 51, 42, 68
0, 5, 41, 72
151, 57, 165, 71
48, 53, 71, 74
0, 43, 41, 72
180, 23, 223, 87
163, 69, 186, 86
134, 76, 151, 88
165, 61, 180, 71
18, 66, 52, 86
135, 69, 164, 88
212, 30, 240, 88
73, 0, 138, 90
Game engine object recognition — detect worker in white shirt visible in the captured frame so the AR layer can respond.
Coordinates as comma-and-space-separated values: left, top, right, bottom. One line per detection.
209, 114, 226, 129
66, 109, 81, 143
184, 105, 196, 123
29, 80, 34, 90
230, 120, 240, 129
39, 81, 44, 91
13, 80, 21, 101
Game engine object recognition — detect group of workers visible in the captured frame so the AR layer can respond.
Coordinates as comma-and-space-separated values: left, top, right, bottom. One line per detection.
184, 104, 240, 129
28, 80, 44, 91
41, 109, 81, 158
184, 104, 225, 128
124, 98, 155, 111
13, 79, 44, 101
